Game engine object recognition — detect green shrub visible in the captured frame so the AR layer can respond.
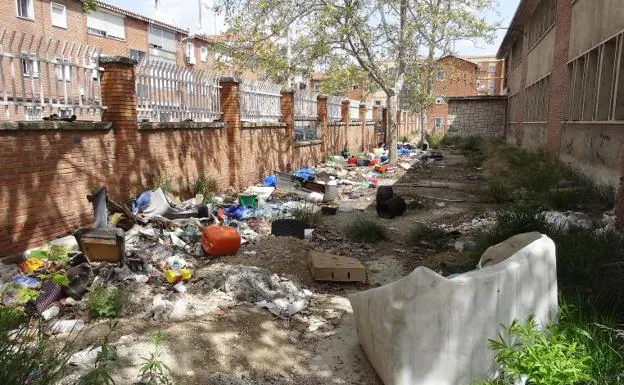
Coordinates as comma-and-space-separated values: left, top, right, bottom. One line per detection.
191, 174, 218, 200
475, 305, 624, 385
346, 219, 388, 243
407, 225, 452, 249
292, 203, 321, 228
0, 307, 75, 385
484, 315, 593, 385
87, 284, 126, 319
428, 134, 444, 149
440, 135, 461, 147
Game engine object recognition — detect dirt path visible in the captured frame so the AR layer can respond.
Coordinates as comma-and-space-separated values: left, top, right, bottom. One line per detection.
72, 149, 500, 385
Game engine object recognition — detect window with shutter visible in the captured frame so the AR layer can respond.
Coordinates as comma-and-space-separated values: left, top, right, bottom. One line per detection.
51, 3, 67, 28
16, 0, 34, 20
87, 10, 125, 40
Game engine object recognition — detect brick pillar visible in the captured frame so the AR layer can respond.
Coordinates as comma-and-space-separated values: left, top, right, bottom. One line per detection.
546, 0, 574, 158
372, 105, 380, 123
281, 89, 295, 168
220, 77, 242, 189
359, 103, 367, 151
341, 100, 350, 152
318, 95, 328, 155
99, 56, 138, 199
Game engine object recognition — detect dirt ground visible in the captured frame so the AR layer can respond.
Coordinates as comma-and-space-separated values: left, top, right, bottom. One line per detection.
72, 149, 504, 385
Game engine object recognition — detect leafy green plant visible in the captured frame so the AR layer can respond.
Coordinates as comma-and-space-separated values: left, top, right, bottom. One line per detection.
407, 225, 451, 249
15, 288, 40, 303
38, 271, 70, 287
137, 330, 176, 385
486, 315, 592, 385
28, 245, 69, 263
191, 174, 218, 201
345, 219, 388, 243
86, 284, 126, 319
77, 320, 118, 385
152, 171, 172, 192
0, 307, 75, 385
292, 203, 321, 228
440, 135, 462, 147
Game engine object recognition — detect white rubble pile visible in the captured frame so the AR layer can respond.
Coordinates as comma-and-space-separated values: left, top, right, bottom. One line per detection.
542, 210, 593, 232
196, 264, 312, 320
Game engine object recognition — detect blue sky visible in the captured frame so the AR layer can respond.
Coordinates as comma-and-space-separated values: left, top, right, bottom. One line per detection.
109, 0, 521, 56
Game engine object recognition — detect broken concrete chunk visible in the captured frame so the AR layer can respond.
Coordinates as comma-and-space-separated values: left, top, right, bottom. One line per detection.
349, 232, 558, 385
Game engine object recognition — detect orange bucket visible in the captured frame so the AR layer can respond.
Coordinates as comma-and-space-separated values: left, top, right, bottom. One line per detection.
201, 225, 241, 257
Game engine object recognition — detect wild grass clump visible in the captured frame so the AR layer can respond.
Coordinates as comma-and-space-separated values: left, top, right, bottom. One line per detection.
191, 174, 218, 201
407, 225, 452, 249
292, 203, 321, 228
152, 170, 172, 192
346, 219, 388, 243
439, 135, 462, 147
487, 173, 512, 203
428, 134, 444, 149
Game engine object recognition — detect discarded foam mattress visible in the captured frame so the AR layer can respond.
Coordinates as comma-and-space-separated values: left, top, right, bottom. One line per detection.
349, 232, 558, 385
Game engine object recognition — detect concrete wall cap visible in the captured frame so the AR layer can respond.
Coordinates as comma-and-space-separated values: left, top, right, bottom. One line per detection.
99, 56, 138, 66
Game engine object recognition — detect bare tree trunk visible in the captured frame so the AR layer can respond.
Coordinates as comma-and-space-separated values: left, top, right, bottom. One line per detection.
387, 92, 398, 163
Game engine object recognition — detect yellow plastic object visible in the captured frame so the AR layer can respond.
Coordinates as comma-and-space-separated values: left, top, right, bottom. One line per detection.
165, 268, 192, 284
20, 258, 46, 274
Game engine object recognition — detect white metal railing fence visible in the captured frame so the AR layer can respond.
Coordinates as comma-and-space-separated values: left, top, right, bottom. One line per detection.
294, 89, 318, 120
135, 60, 220, 122
240, 78, 282, 122
365, 103, 373, 121
327, 95, 343, 122
0, 28, 103, 120
349, 99, 360, 121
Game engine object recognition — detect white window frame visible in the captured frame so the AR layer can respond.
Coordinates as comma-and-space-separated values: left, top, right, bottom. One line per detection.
50, 2, 67, 29
16, 0, 34, 20
86, 10, 125, 40
186, 42, 196, 64
200, 46, 209, 62
435, 96, 444, 105
434, 117, 444, 127
26, 106, 43, 121
58, 108, 74, 118
313, 83, 320, 92
21, 55, 39, 78
55, 58, 71, 81
488, 63, 497, 74
436, 70, 445, 81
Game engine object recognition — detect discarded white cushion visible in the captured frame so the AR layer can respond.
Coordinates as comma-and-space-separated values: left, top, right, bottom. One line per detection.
349, 232, 558, 385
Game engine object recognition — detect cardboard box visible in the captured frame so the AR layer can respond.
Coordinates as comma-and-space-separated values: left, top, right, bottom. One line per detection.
309, 251, 366, 282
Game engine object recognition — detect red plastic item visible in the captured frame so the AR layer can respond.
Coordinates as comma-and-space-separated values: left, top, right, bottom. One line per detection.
347, 156, 358, 165
374, 164, 388, 173
368, 159, 380, 166
201, 225, 241, 257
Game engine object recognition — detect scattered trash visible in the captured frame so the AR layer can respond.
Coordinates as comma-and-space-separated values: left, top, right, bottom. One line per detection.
201, 225, 241, 257
41, 305, 60, 320
49, 319, 84, 334
173, 282, 187, 293
542, 211, 592, 233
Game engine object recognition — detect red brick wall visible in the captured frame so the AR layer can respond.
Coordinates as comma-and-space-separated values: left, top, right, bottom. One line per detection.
347, 123, 362, 153
240, 126, 290, 186
327, 123, 345, 154
427, 56, 478, 131
546, 0, 573, 156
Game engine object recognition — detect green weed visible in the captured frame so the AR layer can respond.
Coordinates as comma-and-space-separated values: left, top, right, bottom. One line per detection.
191, 174, 217, 201
77, 320, 118, 385
346, 219, 388, 243
86, 284, 126, 319
152, 171, 172, 192
292, 204, 321, 228
137, 330, 176, 385
428, 134, 444, 149
407, 225, 452, 249
487, 174, 511, 203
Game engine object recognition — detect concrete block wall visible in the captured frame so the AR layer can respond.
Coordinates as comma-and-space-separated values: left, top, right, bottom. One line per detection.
0, 57, 421, 256
447, 98, 507, 138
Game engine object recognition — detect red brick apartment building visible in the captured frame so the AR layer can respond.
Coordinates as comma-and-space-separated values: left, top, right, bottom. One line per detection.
0, 0, 230, 121
497, 0, 624, 192
464, 56, 506, 95
427, 55, 478, 133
